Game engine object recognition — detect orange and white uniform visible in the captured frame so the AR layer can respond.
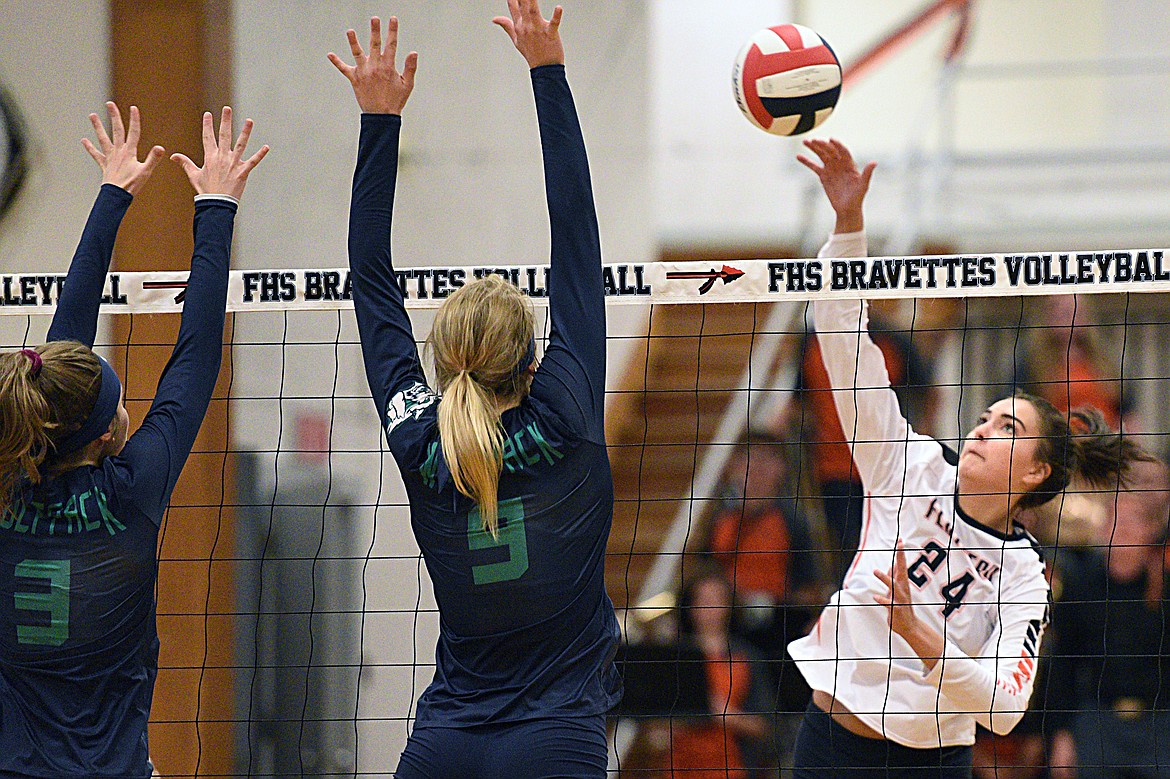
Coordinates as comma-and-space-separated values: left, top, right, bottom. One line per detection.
788, 231, 1050, 749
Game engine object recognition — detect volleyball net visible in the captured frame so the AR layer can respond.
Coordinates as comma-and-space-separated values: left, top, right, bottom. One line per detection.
3, 249, 1169, 777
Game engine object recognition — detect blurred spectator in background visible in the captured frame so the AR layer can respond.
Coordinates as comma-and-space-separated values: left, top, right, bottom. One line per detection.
658, 564, 772, 779
1046, 457, 1170, 779
785, 300, 936, 584
1012, 294, 1134, 432
703, 430, 828, 655
692, 431, 834, 772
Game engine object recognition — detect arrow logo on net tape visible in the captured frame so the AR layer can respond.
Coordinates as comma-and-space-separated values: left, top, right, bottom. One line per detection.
665, 264, 745, 295
142, 278, 190, 304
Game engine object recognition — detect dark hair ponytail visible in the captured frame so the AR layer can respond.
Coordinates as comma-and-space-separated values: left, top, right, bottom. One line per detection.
1018, 392, 1154, 510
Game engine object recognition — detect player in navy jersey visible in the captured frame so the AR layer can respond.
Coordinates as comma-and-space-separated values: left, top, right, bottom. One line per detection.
329, 3, 619, 777
786, 138, 1155, 778
0, 103, 267, 778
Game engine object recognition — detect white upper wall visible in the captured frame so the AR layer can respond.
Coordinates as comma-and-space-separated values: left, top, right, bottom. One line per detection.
232, 0, 653, 274
654, 0, 1170, 253
5, 1, 1167, 275
651, 0, 804, 250
0, 0, 108, 347
0, 0, 109, 273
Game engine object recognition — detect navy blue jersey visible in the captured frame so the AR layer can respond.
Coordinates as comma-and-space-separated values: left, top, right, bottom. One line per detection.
0, 185, 236, 778
348, 65, 621, 727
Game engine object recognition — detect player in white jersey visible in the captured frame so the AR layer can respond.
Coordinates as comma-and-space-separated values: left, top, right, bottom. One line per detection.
787, 138, 1154, 778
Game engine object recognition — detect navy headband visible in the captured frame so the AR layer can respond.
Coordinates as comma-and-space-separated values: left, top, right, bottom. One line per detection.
53, 355, 122, 456
509, 337, 537, 380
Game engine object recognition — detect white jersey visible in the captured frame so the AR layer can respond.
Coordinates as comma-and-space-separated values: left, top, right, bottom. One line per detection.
788, 231, 1050, 749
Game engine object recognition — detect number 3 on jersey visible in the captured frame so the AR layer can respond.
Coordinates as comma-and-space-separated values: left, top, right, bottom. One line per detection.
13, 558, 71, 647
468, 497, 529, 585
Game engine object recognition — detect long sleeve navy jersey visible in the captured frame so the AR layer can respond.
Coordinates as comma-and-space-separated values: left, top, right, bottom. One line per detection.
349, 65, 621, 727
0, 184, 236, 778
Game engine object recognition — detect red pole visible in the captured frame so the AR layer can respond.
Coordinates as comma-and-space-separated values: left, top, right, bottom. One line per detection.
841, 0, 974, 85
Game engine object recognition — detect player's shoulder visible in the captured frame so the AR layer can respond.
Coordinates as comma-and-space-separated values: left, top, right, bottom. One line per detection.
383, 380, 442, 471
1008, 523, 1046, 563
524, 366, 592, 442
1003, 526, 1049, 588
902, 435, 959, 487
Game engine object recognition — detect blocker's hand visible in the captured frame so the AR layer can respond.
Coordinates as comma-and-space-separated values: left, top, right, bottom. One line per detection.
171, 107, 269, 200
82, 103, 166, 196
494, 0, 565, 68
329, 16, 418, 114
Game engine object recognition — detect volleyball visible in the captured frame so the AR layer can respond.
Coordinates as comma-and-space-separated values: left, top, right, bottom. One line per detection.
732, 24, 842, 136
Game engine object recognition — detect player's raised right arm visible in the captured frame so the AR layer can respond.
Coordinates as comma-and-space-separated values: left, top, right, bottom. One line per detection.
495, 1, 607, 440
800, 139, 915, 495
330, 16, 424, 418
118, 107, 267, 521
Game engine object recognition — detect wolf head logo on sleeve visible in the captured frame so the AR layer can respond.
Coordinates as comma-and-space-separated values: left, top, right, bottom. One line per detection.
385, 382, 439, 435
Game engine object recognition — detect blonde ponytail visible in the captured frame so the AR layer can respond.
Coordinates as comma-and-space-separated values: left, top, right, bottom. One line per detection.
438, 370, 506, 532
429, 275, 536, 535
0, 342, 101, 514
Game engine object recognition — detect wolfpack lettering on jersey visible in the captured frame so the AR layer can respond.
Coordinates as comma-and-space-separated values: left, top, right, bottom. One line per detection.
787, 230, 1050, 750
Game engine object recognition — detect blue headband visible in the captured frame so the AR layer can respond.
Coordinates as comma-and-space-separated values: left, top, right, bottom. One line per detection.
53, 355, 122, 456
509, 337, 536, 380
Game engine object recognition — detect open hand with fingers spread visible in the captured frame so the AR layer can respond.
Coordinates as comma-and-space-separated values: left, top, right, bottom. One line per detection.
874, 541, 919, 641
171, 107, 269, 201
82, 103, 166, 196
493, 0, 565, 68
797, 138, 875, 234
874, 540, 945, 670
329, 16, 418, 114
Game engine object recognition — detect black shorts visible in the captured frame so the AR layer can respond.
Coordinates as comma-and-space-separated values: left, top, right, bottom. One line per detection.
395, 715, 607, 779
792, 700, 973, 778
